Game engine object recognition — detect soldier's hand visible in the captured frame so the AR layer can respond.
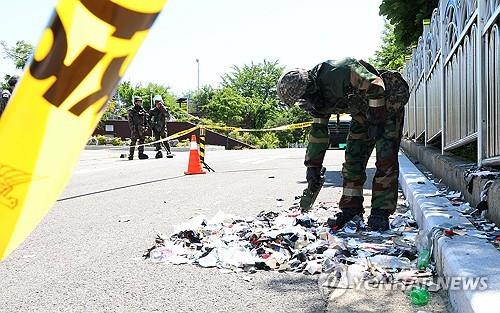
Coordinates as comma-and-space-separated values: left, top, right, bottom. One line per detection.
367, 106, 387, 125
368, 123, 385, 140
367, 105, 386, 140
306, 166, 326, 192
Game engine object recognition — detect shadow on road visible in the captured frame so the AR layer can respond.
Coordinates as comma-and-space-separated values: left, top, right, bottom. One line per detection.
57, 175, 186, 201
264, 275, 327, 313
296, 168, 376, 189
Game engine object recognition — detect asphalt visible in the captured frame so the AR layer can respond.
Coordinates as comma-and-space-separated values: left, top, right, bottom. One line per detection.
0, 148, 450, 313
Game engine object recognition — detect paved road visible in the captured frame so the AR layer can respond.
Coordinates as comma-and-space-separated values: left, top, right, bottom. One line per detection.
0, 148, 449, 313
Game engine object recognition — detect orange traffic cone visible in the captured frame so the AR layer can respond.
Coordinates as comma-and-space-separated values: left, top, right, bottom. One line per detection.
184, 135, 206, 175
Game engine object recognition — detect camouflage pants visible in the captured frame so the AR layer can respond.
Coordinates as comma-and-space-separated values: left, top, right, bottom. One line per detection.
304, 110, 404, 213
129, 128, 145, 156
339, 109, 404, 213
153, 130, 171, 153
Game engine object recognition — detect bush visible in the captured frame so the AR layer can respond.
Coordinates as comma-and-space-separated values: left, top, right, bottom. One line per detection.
112, 137, 122, 146
256, 132, 280, 149
96, 135, 107, 145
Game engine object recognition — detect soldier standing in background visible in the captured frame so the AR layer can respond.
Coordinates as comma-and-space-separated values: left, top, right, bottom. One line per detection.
149, 95, 173, 158
277, 58, 409, 231
128, 96, 149, 160
0, 76, 18, 118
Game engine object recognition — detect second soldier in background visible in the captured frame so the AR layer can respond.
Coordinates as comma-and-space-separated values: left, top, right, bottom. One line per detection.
149, 95, 173, 158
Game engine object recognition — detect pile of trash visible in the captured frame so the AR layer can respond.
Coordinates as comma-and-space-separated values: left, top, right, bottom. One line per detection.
144, 202, 441, 291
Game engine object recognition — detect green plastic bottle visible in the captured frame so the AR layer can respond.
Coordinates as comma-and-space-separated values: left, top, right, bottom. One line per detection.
417, 249, 431, 270
410, 287, 430, 306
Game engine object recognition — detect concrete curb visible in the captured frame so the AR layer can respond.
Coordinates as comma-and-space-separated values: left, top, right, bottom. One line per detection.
398, 153, 500, 313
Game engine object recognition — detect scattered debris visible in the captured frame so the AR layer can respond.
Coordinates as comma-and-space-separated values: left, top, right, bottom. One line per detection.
424, 171, 500, 251
144, 200, 441, 291
118, 215, 132, 223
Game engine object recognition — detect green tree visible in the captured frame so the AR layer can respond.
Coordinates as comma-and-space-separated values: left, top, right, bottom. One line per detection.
199, 87, 246, 126
196, 59, 314, 148
1, 40, 34, 70
221, 59, 284, 104
371, 22, 410, 71
191, 85, 216, 113
379, 0, 438, 47
113, 81, 185, 119
264, 106, 310, 148
199, 59, 285, 130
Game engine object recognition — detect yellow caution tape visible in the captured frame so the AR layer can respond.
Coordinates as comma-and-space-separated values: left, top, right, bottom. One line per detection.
203, 121, 313, 132
0, 0, 167, 260
106, 125, 199, 150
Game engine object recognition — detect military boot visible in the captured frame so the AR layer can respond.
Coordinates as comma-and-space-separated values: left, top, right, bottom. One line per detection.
327, 208, 364, 231
128, 154, 134, 160
138, 153, 149, 160
299, 167, 326, 212
367, 209, 390, 231
155, 151, 163, 159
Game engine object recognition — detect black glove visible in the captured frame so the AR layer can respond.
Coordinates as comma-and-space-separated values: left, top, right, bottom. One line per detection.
368, 123, 385, 140
367, 106, 387, 140
306, 167, 326, 192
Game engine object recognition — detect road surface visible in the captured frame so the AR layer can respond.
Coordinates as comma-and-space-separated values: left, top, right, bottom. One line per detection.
0, 148, 449, 313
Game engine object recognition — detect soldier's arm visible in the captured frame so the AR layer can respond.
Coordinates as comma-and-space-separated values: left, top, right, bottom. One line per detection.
304, 115, 331, 168
160, 105, 171, 121
350, 61, 386, 126
147, 110, 154, 127
349, 61, 385, 107
127, 110, 135, 130
0, 99, 6, 117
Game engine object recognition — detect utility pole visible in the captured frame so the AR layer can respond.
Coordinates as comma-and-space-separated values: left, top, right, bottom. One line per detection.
196, 58, 200, 91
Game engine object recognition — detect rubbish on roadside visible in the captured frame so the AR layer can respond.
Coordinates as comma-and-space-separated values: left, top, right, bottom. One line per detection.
417, 249, 431, 270
369, 255, 412, 269
410, 286, 430, 306
143, 198, 443, 291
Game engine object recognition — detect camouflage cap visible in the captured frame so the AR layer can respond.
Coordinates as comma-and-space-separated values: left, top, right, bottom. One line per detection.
277, 69, 308, 106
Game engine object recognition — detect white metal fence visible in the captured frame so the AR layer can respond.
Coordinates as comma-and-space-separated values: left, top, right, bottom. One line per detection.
403, 0, 500, 166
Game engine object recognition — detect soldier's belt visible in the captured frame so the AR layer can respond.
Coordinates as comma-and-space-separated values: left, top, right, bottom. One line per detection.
368, 98, 386, 108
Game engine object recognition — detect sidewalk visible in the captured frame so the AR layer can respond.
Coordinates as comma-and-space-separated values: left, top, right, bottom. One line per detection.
398, 153, 500, 313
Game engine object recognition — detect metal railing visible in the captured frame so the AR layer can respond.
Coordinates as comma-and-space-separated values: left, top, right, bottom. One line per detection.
403, 0, 500, 166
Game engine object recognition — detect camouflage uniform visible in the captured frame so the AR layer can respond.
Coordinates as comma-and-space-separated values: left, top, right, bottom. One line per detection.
128, 104, 148, 159
285, 58, 409, 219
149, 104, 172, 155
0, 89, 11, 118
0, 76, 17, 118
